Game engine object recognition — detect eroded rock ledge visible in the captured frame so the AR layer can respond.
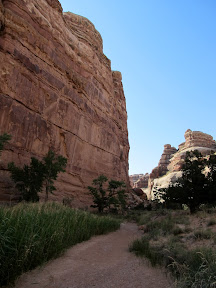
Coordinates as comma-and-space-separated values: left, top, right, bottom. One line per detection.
131, 130, 216, 200
0, 0, 129, 206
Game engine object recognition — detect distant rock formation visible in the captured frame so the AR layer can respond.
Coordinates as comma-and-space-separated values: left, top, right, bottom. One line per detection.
150, 145, 177, 180
0, 0, 129, 206
130, 130, 216, 200
133, 173, 149, 189
129, 174, 144, 187
169, 129, 216, 172
148, 129, 216, 199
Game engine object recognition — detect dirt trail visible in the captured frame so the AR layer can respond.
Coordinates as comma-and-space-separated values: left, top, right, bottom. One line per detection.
14, 223, 173, 288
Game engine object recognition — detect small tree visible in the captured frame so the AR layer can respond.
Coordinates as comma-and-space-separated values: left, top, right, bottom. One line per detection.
108, 180, 127, 213
42, 150, 67, 202
8, 150, 67, 202
8, 158, 44, 202
88, 175, 108, 213
88, 175, 127, 213
206, 153, 216, 206
0, 133, 11, 156
159, 150, 215, 213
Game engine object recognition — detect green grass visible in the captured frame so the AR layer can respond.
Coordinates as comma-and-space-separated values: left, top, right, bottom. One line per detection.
0, 202, 121, 286
130, 236, 216, 287
207, 218, 216, 226
194, 229, 213, 240
129, 209, 216, 287
129, 235, 164, 266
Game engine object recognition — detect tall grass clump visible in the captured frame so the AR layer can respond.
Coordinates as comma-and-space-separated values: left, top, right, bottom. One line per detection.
130, 208, 216, 287
174, 249, 216, 288
129, 235, 164, 266
0, 202, 120, 286
130, 237, 216, 287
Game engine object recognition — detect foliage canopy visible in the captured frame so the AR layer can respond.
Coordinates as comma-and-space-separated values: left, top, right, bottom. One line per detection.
0, 133, 11, 155
8, 150, 67, 202
156, 150, 216, 213
8, 158, 44, 202
88, 175, 127, 213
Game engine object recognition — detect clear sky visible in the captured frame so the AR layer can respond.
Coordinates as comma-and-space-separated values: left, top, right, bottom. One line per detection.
60, 0, 216, 175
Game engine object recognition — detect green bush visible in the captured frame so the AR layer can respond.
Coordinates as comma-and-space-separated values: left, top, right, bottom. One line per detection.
0, 202, 120, 286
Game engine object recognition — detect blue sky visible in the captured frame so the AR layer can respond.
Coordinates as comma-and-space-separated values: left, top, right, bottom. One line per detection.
60, 0, 216, 175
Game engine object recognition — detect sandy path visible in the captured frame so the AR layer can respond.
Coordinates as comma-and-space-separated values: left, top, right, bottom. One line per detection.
14, 223, 173, 288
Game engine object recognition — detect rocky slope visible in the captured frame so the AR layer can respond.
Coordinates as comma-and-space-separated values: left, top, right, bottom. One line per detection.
0, 0, 129, 206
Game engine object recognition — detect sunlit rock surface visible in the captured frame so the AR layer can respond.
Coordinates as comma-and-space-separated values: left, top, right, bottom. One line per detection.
0, 0, 129, 206
133, 130, 216, 199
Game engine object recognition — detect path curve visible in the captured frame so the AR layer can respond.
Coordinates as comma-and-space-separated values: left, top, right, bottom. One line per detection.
14, 223, 173, 288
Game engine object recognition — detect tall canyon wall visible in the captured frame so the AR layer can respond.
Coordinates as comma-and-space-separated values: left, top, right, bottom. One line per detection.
0, 0, 129, 206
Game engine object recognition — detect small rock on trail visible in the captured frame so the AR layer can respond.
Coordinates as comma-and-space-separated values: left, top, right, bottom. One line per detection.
14, 222, 173, 288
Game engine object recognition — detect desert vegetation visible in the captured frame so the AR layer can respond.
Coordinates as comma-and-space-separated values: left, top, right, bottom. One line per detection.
1, 134, 216, 287
0, 133, 11, 155
129, 150, 216, 287
8, 150, 67, 202
129, 208, 216, 287
88, 175, 127, 213
154, 150, 216, 213
0, 135, 122, 286
0, 202, 121, 286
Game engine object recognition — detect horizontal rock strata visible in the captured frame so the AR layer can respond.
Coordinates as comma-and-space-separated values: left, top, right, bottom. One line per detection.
0, 0, 129, 206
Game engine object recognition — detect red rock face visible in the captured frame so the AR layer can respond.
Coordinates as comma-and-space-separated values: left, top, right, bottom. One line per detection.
0, 0, 129, 206
149, 144, 177, 180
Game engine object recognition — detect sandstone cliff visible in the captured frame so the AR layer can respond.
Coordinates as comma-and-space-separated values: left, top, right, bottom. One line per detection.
0, 0, 129, 206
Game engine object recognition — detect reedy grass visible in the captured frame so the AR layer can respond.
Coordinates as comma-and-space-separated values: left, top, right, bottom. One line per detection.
130, 236, 216, 287
207, 218, 216, 226
0, 202, 120, 286
194, 229, 213, 240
